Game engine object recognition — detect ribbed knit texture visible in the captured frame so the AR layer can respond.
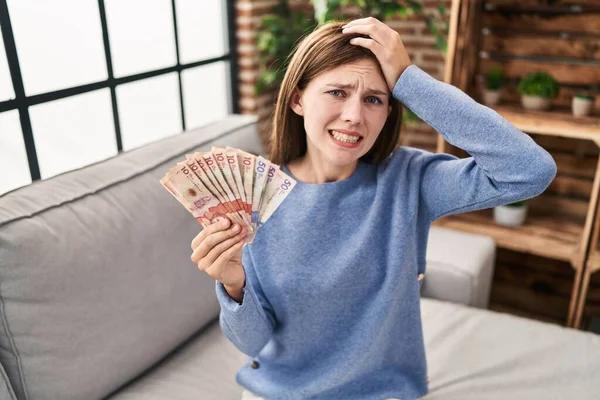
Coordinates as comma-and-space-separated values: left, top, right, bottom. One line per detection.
215, 65, 557, 399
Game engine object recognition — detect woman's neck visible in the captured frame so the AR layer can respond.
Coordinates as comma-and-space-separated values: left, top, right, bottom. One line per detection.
287, 155, 358, 184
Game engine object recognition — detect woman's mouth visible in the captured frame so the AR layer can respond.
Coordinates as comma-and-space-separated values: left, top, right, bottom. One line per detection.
328, 130, 364, 147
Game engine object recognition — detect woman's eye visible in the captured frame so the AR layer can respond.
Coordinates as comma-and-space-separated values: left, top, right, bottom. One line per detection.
328, 90, 343, 97
365, 96, 383, 104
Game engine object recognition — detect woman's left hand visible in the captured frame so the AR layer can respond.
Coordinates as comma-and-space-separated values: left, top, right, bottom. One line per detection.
342, 17, 412, 92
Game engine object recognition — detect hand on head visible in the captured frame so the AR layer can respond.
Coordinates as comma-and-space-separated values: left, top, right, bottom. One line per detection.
341, 17, 412, 91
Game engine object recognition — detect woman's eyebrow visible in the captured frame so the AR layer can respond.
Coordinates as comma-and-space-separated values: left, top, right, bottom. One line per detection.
324, 83, 387, 96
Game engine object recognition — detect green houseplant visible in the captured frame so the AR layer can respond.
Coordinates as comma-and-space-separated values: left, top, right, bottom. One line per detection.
494, 200, 528, 227
572, 93, 595, 117
517, 71, 560, 111
256, 0, 448, 95
482, 66, 503, 106
255, 2, 315, 95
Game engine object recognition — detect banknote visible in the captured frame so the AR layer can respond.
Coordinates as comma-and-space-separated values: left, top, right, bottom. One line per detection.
259, 164, 296, 227
252, 156, 271, 228
161, 162, 228, 228
160, 147, 296, 243
212, 147, 252, 229
224, 147, 253, 227
184, 154, 245, 227
200, 152, 250, 229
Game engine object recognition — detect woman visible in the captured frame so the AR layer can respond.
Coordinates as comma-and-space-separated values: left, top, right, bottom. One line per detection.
190, 18, 557, 400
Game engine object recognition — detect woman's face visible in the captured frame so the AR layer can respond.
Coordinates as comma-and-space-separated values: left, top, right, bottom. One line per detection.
291, 58, 391, 168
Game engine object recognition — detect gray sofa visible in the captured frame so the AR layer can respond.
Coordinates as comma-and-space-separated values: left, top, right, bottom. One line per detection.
0, 115, 598, 400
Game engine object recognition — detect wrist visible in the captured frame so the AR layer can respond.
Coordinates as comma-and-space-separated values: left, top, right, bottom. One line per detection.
223, 281, 245, 303
224, 278, 245, 292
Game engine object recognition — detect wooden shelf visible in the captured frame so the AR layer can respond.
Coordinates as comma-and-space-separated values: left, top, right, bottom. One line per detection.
587, 252, 600, 273
490, 104, 600, 143
433, 209, 583, 266
442, 0, 600, 328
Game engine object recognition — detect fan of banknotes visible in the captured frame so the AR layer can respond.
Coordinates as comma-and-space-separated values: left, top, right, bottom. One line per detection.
160, 146, 297, 243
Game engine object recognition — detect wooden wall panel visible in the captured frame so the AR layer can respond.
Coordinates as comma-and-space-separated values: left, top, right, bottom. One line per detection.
481, 35, 600, 61
482, 10, 600, 35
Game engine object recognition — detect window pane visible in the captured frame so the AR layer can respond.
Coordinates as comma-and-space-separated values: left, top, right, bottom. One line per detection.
105, 0, 177, 78
0, 110, 31, 195
7, 0, 107, 96
117, 73, 181, 151
0, 28, 15, 102
175, 0, 227, 64
29, 89, 117, 179
182, 61, 229, 130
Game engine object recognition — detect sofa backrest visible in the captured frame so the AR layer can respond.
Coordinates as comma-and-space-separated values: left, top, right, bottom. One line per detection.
0, 115, 262, 400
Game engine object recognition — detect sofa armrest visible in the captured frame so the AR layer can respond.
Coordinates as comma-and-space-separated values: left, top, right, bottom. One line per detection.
422, 226, 496, 309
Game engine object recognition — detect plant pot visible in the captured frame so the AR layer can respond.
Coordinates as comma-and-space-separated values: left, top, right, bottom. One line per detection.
572, 97, 594, 117
494, 204, 528, 227
483, 89, 501, 106
521, 95, 552, 111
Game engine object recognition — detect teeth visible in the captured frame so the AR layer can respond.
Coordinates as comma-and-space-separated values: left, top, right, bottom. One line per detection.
330, 130, 360, 143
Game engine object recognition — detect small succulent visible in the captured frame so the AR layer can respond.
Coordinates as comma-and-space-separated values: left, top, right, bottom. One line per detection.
574, 93, 594, 101
517, 71, 560, 99
487, 66, 504, 91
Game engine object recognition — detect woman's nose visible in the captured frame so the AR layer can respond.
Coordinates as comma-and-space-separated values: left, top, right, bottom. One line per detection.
340, 98, 364, 125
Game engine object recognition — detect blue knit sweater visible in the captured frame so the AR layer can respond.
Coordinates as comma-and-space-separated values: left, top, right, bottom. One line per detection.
215, 65, 557, 399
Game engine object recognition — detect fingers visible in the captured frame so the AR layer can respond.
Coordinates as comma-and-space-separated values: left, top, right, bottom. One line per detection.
342, 21, 387, 47
191, 218, 230, 250
348, 36, 386, 64
197, 230, 246, 272
348, 37, 381, 52
206, 239, 246, 277
191, 221, 243, 264
342, 16, 383, 29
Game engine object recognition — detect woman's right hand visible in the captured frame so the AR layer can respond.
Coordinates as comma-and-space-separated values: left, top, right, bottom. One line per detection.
191, 218, 247, 295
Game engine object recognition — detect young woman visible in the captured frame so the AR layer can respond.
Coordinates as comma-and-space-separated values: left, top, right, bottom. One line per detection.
190, 18, 557, 400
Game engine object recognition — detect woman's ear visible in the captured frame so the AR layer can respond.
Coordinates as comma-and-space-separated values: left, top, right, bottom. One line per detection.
388, 105, 392, 116
290, 89, 304, 116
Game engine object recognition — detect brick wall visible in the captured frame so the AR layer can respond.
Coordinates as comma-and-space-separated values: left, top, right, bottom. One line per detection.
234, 0, 451, 154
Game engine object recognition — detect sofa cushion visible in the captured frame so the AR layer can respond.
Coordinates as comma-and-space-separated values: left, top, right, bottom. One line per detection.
422, 298, 600, 399
105, 298, 600, 399
105, 320, 247, 400
0, 115, 261, 400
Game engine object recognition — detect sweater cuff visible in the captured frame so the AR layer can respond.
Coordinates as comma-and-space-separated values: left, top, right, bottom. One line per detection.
216, 280, 247, 311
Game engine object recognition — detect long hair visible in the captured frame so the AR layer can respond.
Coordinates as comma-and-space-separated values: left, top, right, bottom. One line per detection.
268, 21, 403, 165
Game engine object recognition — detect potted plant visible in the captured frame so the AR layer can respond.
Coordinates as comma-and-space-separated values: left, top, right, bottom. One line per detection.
572, 93, 595, 117
494, 201, 528, 227
517, 71, 560, 111
483, 66, 503, 106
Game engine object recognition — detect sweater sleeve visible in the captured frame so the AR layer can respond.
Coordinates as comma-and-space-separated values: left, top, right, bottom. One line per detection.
215, 246, 276, 356
392, 65, 557, 221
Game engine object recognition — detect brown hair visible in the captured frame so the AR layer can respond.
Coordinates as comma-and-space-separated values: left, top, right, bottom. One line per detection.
268, 20, 403, 165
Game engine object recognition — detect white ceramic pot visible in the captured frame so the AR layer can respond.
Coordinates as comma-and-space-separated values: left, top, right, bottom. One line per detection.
521, 95, 552, 111
483, 89, 501, 106
572, 97, 594, 117
494, 204, 528, 227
